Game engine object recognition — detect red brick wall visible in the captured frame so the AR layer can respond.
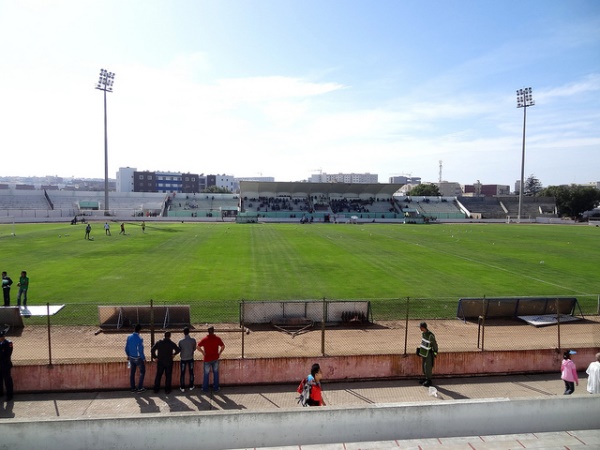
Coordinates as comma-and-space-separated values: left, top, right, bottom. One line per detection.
12, 348, 598, 392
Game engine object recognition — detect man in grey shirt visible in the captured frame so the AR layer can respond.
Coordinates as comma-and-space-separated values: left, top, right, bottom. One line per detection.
178, 327, 197, 391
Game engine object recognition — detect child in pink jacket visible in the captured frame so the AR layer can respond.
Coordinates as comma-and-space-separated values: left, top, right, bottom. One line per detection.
561, 350, 579, 395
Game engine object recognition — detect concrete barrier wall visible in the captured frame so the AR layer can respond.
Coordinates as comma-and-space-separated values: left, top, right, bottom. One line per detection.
1, 396, 599, 450
12, 348, 599, 392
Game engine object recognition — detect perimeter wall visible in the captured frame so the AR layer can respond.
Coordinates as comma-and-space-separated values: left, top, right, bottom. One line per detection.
12, 347, 599, 392
1, 397, 599, 450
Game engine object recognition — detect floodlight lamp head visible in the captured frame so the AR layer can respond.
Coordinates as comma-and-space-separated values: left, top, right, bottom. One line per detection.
516, 87, 534, 108
95, 68, 116, 91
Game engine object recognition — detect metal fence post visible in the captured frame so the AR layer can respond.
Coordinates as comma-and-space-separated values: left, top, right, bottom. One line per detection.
150, 299, 155, 355
47, 302, 53, 367
478, 296, 487, 351
403, 297, 410, 355
241, 299, 245, 359
321, 297, 326, 356
556, 298, 561, 350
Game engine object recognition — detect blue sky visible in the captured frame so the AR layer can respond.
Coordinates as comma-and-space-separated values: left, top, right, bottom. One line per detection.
1, 0, 599, 188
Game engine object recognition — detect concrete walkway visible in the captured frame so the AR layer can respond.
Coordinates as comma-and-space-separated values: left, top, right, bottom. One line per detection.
1, 373, 599, 449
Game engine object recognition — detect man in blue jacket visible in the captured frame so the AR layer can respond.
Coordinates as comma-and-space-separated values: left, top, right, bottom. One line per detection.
125, 324, 146, 393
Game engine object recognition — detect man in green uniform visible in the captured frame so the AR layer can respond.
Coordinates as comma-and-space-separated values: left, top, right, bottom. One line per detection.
17, 271, 29, 307
417, 322, 438, 387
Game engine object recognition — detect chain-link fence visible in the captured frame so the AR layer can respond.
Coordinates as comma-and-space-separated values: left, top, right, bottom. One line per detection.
6, 296, 599, 364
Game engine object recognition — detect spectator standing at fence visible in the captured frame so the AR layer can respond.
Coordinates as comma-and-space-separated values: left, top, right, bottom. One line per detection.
16, 271, 29, 307
104, 222, 111, 236
561, 350, 579, 395
197, 326, 225, 392
84, 223, 91, 240
178, 327, 197, 392
151, 331, 180, 394
306, 363, 326, 406
120, 223, 126, 235
586, 352, 600, 394
1, 272, 13, 307
125, 324, 146, 393
0, 331, 14, 402
417, 322, 438, 387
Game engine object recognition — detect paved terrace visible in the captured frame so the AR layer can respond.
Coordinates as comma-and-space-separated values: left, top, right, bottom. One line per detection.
1, 373, 599, 449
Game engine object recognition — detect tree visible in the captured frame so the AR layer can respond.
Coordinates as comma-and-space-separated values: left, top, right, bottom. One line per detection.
408, 184, 441, 196
540, 184, 600, 218
524, 174, 543, 196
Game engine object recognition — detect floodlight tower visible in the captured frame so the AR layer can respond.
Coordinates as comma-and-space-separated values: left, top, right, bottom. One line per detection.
516, 87, 534, 223
95, 69, 115, 216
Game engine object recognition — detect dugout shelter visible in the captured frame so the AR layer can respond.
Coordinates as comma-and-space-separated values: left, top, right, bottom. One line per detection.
97, 305, 191, 331
240, 299, 372, 336
457, 297, 584, 323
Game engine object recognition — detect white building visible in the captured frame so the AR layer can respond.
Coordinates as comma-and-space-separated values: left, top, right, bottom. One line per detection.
235, 176, 275, 184
389, 176, 421, 185
214, 174, 235, 192
116, 167, 136, 193
308, 172, 378, 183
435, 181, 463, 196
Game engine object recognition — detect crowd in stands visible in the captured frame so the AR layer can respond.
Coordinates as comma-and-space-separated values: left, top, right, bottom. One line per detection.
326, 197, 397, 214
243, 196, 312, 213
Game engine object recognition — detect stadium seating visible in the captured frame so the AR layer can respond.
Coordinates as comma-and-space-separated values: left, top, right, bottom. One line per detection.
0, 183, 558, 223
456, 196, 507, 219
407, 197, 466, 219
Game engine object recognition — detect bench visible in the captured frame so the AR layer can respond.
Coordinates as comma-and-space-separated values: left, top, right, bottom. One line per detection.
98, 305, 191, 330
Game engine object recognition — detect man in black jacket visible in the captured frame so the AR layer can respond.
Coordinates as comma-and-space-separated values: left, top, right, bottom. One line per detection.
0, 330, 13, 401
1, 272, 13, 307
151, 331, 180, 394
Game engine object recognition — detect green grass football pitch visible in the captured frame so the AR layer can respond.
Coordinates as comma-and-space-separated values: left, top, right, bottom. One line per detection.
1, 221, 599, 324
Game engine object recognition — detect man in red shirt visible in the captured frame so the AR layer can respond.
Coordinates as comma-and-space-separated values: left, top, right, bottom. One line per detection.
197, 326, 225, 392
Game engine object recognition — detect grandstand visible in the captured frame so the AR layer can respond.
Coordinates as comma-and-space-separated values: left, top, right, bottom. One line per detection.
399, 196, 466, 220
166, 193, 239, 218
456, 196, 507, 219
0, 189, 49, 210
457, 196, 558, 220
47, 190, 168, 217
499, 196, 557, 219
238, 181, 403, 221
0, 187, 168, 220
0, 182, 559, 224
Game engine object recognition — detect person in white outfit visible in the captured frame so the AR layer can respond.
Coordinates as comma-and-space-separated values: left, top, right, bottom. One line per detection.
586, 352, 600, 394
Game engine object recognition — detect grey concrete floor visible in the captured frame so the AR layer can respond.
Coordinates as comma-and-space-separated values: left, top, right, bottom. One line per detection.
1, 373, 599, 450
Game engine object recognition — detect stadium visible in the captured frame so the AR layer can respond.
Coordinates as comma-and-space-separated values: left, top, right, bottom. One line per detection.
0, 183, 599, 448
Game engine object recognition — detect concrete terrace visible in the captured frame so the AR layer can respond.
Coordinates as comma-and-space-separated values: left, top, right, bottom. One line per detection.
1, 373, 599, 449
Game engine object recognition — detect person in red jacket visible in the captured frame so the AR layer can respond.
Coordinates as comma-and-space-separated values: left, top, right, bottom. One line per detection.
197, 326, 225, 392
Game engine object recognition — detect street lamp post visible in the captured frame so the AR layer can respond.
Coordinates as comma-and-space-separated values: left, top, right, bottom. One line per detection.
516, 87, 534, 223
95, 69, 115, 216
